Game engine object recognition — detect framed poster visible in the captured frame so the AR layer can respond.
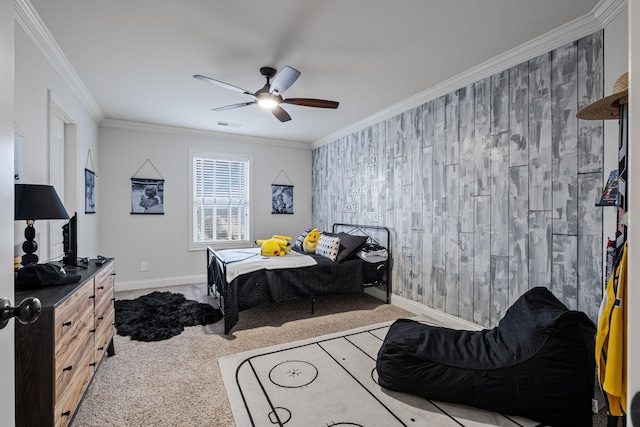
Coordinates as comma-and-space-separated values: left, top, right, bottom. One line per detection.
271, 184, 293, 214
85, 168, 96, 214
131, 178, 164, 214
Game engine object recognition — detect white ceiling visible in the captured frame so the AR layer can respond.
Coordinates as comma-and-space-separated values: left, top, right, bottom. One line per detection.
27, 0, 601, 145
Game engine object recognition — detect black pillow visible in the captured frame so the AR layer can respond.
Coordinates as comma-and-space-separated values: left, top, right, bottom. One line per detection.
293, 228, 312, 251
335, 233, 368, 262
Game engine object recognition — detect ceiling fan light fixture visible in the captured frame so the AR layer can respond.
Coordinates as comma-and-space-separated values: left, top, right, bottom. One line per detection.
258, 98, 278, 109
195, 65, 339, 121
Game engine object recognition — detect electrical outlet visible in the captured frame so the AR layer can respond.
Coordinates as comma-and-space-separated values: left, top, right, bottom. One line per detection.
140, 261, 148, 272
592, 398, 599, 413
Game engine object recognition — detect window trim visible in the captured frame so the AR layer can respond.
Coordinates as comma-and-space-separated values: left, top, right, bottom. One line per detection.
188, 148, 253, 251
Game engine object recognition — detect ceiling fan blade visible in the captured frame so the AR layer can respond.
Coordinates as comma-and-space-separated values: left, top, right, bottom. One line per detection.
283, 98, 339, 109
270, 66, 301, 95
194, 74, 255, 97
272, 105, 292, 122
212, 101, 256, 111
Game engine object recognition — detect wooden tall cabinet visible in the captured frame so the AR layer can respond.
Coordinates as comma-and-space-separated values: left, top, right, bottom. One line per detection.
15, 259, 116, 427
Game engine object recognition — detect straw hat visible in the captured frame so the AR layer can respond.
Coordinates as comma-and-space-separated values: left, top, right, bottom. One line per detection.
576, 72, 628, 120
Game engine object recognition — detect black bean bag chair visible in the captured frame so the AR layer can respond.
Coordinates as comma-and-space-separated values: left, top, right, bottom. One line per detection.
376, 287, 596, 426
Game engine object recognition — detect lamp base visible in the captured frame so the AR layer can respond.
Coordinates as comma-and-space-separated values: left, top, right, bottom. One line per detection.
21, 253, 38, 266
21, 220, 39, 266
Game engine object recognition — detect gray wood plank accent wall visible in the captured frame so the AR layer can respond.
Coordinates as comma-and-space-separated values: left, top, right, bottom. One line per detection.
312, 30, 604, 327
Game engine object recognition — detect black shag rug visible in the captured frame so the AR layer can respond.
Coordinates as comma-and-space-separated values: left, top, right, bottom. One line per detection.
115, 291, 223, 342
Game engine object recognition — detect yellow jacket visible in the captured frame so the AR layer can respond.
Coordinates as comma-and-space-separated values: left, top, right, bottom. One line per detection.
595, 241, 627, 416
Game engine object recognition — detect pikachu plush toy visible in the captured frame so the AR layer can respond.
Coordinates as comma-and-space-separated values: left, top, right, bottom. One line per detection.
303, 229, 321, 254
255, 235, 292, 257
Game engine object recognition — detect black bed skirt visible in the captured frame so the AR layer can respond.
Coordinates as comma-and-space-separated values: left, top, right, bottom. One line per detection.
209, 254, 370, 333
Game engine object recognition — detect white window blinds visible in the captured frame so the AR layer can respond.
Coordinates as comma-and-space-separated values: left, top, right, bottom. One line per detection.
191, 154, 250, 246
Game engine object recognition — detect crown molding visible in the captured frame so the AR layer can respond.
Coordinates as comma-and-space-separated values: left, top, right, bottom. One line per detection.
592, 0, 627, 27
313, 0, 625, 149
100, 118, 311, 151
15, 0, 105, 123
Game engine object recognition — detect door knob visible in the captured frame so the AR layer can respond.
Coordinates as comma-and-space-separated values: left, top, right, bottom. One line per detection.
0, 297, 41, 329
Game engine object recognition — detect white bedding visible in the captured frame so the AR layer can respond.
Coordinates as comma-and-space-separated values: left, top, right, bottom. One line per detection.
215, 247, 318, 282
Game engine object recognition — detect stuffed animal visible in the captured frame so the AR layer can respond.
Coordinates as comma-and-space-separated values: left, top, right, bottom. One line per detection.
303, 229, 321, 253
255, 235, 292, 257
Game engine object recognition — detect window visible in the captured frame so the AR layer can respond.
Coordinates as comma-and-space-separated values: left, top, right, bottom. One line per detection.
189, 150, 251, 250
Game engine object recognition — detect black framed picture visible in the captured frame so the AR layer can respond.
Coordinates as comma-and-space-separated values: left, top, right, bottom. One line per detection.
85, 168, 96, 214
271, 184, 293, 214
131, 178, 164, 214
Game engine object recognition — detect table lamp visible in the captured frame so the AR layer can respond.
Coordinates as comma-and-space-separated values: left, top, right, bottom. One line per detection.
15, 184, 69, 266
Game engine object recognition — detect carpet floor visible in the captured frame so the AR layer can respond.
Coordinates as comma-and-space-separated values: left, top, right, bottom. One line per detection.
70, 284, 414, 426
70, 283, 617, 427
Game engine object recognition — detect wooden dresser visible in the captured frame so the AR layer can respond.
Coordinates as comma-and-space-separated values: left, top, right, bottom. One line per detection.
15, 259, 116, 427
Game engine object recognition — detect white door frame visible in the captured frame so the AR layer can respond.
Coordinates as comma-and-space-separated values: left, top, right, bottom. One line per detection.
0, 0, 15, 423
48, 90, 78, 261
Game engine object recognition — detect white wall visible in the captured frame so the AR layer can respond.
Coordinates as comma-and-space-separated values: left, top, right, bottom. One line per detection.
14, 26, 100, 261
98, 122, 312, 290
602, 9, 629, 274
601, 6, 637, 420
602, 5, 639, 420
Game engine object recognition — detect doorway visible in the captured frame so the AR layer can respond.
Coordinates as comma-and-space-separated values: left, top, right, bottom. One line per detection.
48, 91, 78, 262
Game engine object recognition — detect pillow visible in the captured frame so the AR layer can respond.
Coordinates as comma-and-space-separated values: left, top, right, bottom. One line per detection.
315, 234, 341, 262
335, 233, 369, 262
293, 228, 312, 251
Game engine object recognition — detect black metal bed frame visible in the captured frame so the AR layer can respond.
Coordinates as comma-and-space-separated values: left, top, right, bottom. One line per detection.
331, 223, 392, 304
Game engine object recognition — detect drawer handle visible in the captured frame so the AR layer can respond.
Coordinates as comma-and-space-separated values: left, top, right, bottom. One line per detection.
89, 295, 95, 299
62, 321, 72, 327
90, 328, 96, 333
61, 411, 71, 417
111, 272, 116, 276
90, 362, 97, 367
111, 298, 116, 302
98, 346, 104, 351
63, 365, 73, 372
97, 316, 104, 320
98, 286, 104, 290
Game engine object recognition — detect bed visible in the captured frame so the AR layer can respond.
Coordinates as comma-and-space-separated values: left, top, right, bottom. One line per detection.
207, 223, 392, 334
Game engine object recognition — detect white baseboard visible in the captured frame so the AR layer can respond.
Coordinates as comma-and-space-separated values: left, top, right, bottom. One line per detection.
115, 274, 206, 292
365, 287, 483, 331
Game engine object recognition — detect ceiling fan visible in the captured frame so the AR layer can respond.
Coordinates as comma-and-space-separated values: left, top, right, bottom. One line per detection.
194, 66, 339, 122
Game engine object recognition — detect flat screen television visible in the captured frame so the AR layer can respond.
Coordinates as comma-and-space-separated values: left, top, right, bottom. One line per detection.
62, 212, 78, 267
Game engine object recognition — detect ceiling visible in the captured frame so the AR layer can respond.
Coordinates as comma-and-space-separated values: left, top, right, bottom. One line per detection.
27, 0, 601, 145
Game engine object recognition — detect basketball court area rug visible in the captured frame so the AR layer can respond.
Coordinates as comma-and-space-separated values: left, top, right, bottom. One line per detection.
218, 319, 541, 427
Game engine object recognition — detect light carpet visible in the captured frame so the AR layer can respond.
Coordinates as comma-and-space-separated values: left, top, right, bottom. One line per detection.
70, 283, 613, 427
70, 284, 415, 427
219, 320, 540, 427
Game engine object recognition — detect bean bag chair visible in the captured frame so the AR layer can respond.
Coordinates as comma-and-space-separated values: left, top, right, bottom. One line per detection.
376, 287, 596, 426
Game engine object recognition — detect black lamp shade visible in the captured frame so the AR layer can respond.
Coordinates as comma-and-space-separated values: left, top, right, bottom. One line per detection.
15, 184, 70, 221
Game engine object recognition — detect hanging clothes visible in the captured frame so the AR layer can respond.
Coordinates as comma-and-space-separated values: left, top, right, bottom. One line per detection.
595, 240, 628, 416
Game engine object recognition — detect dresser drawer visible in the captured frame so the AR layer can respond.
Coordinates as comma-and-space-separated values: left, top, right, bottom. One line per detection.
55, 279, 94, 324
95, 286, 113, 323
54, 281, 94, 361
54, 343, 95, 427
94, 261, 114, 311
95, 305, 115, 360
54, 332, 94, 403
95, 290, 113, 319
